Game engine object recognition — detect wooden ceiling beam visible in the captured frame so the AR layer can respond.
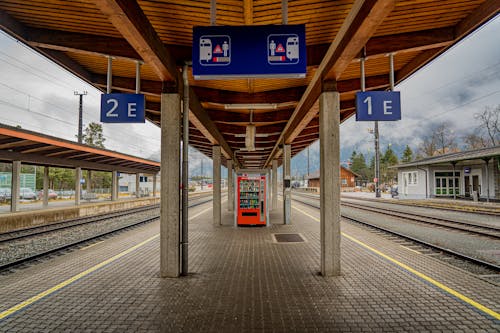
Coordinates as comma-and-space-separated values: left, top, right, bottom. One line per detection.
264, 0, 395, 167
206, 109, 293, 123
188, 88, 238, 165
27, 27, 192, 65
92, 0, 178, 82
397, 0, 499, 84
0, 9, 95, 84
323, 0, 396, 81
28, 28, 140, 61
193, 86, 306, 104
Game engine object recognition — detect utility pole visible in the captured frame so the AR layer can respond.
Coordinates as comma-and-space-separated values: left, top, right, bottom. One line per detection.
374, 121, 381, 197
200, 158, 204, 190
74, 91, 88, 143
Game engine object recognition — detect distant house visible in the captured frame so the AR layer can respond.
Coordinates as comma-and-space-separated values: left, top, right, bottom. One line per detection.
306, 167, 360, 189
391, 146, 499, 201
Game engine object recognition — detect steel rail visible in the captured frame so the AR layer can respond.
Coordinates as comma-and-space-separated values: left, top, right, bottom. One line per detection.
0, 197, 213, 271
291, 195, 500, 272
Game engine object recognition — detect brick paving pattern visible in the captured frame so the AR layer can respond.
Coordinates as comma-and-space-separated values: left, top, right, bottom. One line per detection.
0, 202, 498, 332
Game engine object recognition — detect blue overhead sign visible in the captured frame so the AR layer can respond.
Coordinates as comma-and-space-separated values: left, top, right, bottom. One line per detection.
193, 25, 306, 79
100, 94, 145, 123
355, 91, 401, 121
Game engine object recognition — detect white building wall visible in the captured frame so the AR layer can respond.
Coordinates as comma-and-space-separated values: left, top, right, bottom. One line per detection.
397, 167, 428, 199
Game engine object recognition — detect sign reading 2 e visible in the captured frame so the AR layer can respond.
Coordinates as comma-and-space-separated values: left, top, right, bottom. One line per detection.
100, 94, 145, 123
355, 91, 401, 121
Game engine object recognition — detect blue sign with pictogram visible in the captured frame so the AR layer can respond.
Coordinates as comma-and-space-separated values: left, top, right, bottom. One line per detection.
100, 94, 145, 123
267, 34, 300, 65
199, 35, 231, 66
355, 91, 401, 121
193, 25, 306, 79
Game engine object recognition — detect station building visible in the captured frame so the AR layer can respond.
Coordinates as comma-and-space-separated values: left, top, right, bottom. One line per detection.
394, 146, 500, 201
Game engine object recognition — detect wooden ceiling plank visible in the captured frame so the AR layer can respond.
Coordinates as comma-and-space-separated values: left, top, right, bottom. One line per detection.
28, 28, 140, 61
92, 0, 177, 82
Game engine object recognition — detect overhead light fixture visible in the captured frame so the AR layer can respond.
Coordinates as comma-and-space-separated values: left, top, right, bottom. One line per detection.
225, 103, 278, 110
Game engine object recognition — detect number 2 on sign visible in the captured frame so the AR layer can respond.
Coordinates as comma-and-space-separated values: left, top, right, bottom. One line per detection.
363, 96, 372, 115
106, 99, 119, 117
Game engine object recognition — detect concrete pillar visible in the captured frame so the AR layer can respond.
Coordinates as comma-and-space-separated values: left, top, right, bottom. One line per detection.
11, 161, 21, 212
111, 170, 118, 201
272, 159, 278, 210
43, 166, 49, 207
160, 93, 181, 278
153, 173, 157, 197
213, 145, 221, 226
75, 167, 81, 206
282, 145, 291, 224
227, 160, 233, 211
86, 170, 92, 194
319, 91, 341, 276
136, 173, 140, 198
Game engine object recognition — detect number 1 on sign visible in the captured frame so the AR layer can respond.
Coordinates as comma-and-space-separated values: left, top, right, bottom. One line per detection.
363, 96, 372, 115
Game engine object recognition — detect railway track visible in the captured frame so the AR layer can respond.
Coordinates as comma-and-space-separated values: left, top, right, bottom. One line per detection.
0, 194, 213, 271
0, 193, 212, 244
291, 193, 500, 273
293, 192, 500, 239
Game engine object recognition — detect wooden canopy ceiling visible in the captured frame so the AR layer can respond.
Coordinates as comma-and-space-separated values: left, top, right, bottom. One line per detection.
0, 0, 498, 169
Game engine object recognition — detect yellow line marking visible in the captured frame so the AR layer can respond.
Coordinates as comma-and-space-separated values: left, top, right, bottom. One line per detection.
291, 204, 500, 321
0, 234, 159, 321
400, 245, 421, 254
80, 241, 104, 251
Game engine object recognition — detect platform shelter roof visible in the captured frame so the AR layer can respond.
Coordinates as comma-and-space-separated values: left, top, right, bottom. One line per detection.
393, 145, 500, 168
0, 0, 498, 169
0, 124, 160, 174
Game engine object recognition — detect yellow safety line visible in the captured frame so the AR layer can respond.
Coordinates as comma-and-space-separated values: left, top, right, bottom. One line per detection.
0, 234, 159, 321
291, 205, 500, 321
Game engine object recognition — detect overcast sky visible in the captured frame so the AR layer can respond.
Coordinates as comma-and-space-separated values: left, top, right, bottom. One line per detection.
0, 15, 499, 171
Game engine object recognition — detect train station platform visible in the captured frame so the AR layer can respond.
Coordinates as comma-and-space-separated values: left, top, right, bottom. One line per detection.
0, 201, 498, 332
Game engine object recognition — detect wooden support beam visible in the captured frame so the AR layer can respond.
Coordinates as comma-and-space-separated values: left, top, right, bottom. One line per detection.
264, 0, 395, 167
193, 86, 306, 104
93, 0, 178, 82
206, 109, 294, 123
188, 88, 238, 165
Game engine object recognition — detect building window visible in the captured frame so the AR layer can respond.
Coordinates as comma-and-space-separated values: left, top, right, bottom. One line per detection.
341, 178, 347, 186
404, 171, 418, 185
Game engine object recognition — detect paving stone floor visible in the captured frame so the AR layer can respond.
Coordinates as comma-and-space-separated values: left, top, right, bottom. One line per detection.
0, 201, 498, 332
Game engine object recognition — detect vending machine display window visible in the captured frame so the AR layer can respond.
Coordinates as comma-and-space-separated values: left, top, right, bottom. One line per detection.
236, 172, 268, 226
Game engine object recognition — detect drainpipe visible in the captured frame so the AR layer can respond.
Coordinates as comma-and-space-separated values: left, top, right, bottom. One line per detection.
181, 63, 190, 276
416, 166, 428, 199
451, 161, 457, 200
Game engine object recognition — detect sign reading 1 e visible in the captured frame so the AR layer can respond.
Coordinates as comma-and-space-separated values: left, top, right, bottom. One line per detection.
100, 94, 145, 123
355, 91, 401, 121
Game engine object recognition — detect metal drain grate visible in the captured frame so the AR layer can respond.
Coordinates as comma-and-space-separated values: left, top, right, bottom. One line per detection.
273, 233, 305, 243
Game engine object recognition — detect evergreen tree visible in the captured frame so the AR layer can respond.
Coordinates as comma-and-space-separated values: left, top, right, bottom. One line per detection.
401, 145, 413, 163
82, 122, 106, 148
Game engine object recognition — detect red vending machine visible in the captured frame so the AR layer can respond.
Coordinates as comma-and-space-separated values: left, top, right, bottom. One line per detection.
235, 171, 269, 226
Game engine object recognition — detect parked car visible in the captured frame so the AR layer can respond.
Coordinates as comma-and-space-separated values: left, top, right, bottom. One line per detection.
0, 188, 11, 203
38, 189, 58, 200
20, 187, 37, 200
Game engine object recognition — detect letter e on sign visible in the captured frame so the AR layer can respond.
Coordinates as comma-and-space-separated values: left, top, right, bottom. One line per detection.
101, 94, 145, 123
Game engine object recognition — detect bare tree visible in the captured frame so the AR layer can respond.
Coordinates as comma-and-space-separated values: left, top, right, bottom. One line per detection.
474, 105, 499, 147
418, 121, 458, 157
463, 133, 487, 149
